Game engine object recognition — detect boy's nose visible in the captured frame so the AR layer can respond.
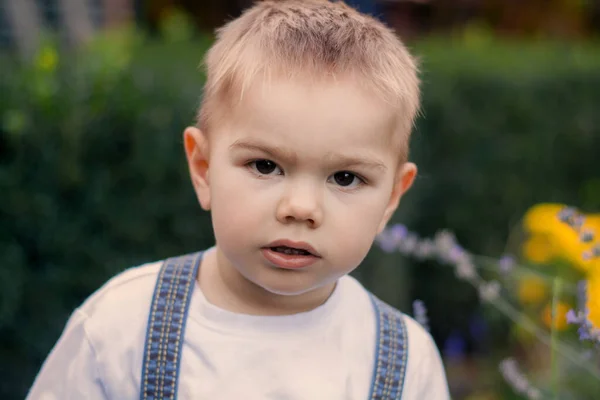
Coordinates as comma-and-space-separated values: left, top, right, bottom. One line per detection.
275, 183, 323, 229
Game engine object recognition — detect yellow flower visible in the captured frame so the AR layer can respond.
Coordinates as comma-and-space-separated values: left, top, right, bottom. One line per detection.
36, 45, 58, 72
541, 301, 571, 331
522, 204, 599, 272
522, 235, 554, 264
587, 273, 600, 329
517, 275, 548, 305
586, 214, 600, 227
523, 203, 566, 235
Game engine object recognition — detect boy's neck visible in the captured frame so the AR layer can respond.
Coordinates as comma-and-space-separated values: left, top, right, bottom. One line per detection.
197, 247, 336, 316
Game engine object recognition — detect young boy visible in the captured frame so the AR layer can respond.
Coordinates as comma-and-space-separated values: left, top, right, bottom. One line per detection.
27, 1, 449, 399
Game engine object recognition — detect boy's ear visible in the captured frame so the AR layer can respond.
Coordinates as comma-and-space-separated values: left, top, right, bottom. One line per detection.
377, 162, 417, 234
184, 126, 211, 210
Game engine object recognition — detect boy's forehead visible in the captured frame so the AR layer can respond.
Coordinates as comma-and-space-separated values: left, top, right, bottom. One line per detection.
212, 76, 404, 165
230, 76, 397, 138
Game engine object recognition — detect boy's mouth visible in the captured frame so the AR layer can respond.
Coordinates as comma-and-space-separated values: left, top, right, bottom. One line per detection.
261, 240, 321, 269
270, 246, 312, 256
263, 239, 320, 257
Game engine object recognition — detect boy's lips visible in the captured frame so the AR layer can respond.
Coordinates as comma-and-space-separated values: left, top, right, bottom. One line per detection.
261, 248, 320, 269
263, 239, 321, 257
261, 239, 321, 269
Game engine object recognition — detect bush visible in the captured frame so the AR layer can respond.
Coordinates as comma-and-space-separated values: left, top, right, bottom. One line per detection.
0, 35, 214, 397
1, 36, 599, 398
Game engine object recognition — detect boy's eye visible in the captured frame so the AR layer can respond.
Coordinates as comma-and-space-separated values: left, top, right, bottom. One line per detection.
331, 171, 362, 188
250, 159, 281, 175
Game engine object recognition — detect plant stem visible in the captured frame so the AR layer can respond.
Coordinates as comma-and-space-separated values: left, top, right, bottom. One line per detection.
551, 277, 562, 399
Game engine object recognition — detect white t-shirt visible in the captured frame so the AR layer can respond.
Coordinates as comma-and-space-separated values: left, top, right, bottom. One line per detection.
27, 257, 450, 400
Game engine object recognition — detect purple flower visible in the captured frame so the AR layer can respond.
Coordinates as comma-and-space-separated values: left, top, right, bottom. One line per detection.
399, 233, 419, 253
434, 230, 457, 255
390, 224, 407, 240
414, 239, 435, 260
593, 244, 600, 258
569, 281, 600, 344
580, 229, 595, 243
455, 260, 476, 280
572, 214, 585, 229
499, 358, 543, 400
557, 207, 585, 230
479, 280, 501, 302
376, 234, 398, 253
566, 309, 579, 325
375, 224, 409, 253
412, 300, 430, 332
498, 255, 515, 274
558, 207, 577, 223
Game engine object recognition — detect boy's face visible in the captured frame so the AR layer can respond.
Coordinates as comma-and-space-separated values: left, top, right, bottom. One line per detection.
185, 77, 416, 300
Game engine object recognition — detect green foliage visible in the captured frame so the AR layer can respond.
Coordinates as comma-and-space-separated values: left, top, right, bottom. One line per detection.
1, 36, 600, 399
0, 35, 213, 397
407, 39, 600, 251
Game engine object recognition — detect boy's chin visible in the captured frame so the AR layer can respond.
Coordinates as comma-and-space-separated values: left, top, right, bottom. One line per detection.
253, 279, 337, 308
259, 285, 314, 297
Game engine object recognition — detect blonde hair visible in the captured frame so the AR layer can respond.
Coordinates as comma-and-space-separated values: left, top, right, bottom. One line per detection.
197, 0, 420, 153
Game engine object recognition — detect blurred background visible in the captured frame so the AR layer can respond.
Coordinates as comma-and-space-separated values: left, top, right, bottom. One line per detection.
1, 0, 600, 399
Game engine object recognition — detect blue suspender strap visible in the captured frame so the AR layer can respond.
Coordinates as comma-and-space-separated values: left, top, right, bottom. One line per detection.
368, 295, 409, 400
140, 252, 203, 400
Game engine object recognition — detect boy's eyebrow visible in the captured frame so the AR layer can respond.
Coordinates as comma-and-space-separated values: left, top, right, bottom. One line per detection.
229, 139, 298, 163
323, 153, 388, 172
229, 138, 387, 171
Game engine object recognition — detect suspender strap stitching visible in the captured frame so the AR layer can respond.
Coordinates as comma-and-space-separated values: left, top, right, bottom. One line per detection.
140, 252, 202, 400
158, 258, 185, 399
141, 260, 170, 400
368, 297, 383, 398
397, 309, 409, 397
165, 254, 198, 399
368, 295, 409, 400
148, 259, 178, 400
385, 301, 408, 400
384, 310, 396, 398
387, 309, 397, 397
390, 310, 401, 399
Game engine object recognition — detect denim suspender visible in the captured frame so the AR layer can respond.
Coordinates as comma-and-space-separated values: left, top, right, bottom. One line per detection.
139, 252, 202, 400
368, 295, 409, 400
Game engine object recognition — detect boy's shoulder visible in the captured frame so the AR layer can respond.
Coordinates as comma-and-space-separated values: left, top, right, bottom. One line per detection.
341, 278, 446, 393
343, 277, 426, 331
339, 276, 435, 352
82, 259, 163, 310
402, 313, 438, 355
76, 259, 165, 344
